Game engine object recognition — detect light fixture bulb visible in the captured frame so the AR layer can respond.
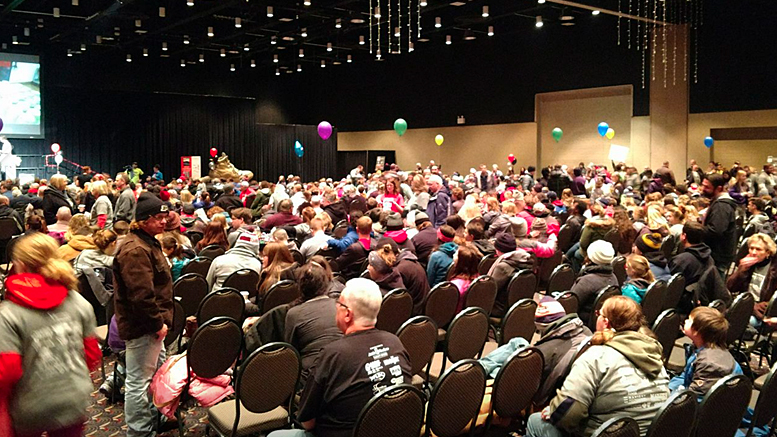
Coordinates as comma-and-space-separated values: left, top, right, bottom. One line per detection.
299, 48, 304, 57
482, 6, 489, 17
327, 42, 332, 52
162, 42, 168, 50
12, 36, 18, 45
126, 54, 132, 62
135, 19, 142, 27
321, 60, 325, 68
409, 42, 414, 52
359, 35, 365, 45
273, 54, 279, 63
180, 61, 185, 67
592, 9, 600, 15
435, 17, 441, 28
183, 35, 190, 44
336, 18, 342, 28
304, 0, 311, 5
347, 54, 352, 63
53, 7, 60, 17
267, 6, 273, 17
301, 28, 308, 37
143, 48, 148, 56
207, 26, 214, 37
244, 44, 250, 51
230, 64, 236, 72
271, 36, 277, 45
72, 0, 78, 5
199, 54, 204, 62
488, 26, 494, 36
251, 60, 256, 67
420, 0, 427, 6
446, 35, 451, 45
67, 52, 73, 57
535, 16, 544, 27
276, 68, 280, 76
374, 7, 381, 18
220, 49, 226, 57
235, 17, 242, 27
159, 7, 166, 17
81, 43, 87, 51
187, 0, 194, 6
538, 0, 546, 3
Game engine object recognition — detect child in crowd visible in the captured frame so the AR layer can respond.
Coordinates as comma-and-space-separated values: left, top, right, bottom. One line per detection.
162, 236, 190, 282
669, 306, 741, 400
621, 254, 655, 304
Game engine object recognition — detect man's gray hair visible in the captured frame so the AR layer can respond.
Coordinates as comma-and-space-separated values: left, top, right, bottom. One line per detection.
341, 278, 383, 326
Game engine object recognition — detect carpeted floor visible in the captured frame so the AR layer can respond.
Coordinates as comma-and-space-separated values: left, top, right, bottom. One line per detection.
85, 357, 209, 437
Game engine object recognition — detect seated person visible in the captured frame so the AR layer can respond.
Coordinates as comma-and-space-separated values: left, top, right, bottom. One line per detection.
262, 199, 302, 231
284, 261, 343, 386
258, 241, 298, 297
726, 233, 777, 325
570, 240, 619, 325
269, 278, 412, 437
367, 240, 405, 295
272, 228, 299, 252
449, 244, 483, 312
465, 218, 495, 257
300, 217, 330, 261
205, 232, 262, 291
395, 241, 431, 316
621, 254, 655, 304
411, 212, 437, 265
526, 296, 669, 437
632, 232, 672, 281
669, 306, 741, 400
335, 216, 373, 278
487, 232, 534, 317
426, 225, 458, 287
382, 213, 415, 254
161, 236, 190, 282
326, 211, 361, 255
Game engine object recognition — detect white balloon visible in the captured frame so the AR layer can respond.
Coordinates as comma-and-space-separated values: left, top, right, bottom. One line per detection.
54, 154, 63, 164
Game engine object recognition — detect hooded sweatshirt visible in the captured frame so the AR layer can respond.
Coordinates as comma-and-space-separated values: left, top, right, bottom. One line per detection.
643, 251, 672, 281
384, 229, 416, 254
251, 187, 272, 218
547, 331, 670, 437
395, 250, 431, 315
0, 273, 101, 434
533, 314, 592, 405
570, 264, 619, 325
206, 244, 262, 290
58, 234, 98, 263
670, 244, 712, 287
702, 193, 738, 267
426, 242, 458, 287
621, 278, 652, 304
487, 249, 535, 317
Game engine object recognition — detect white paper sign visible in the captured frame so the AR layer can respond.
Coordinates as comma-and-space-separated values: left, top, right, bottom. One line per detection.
608, 144, 630, 162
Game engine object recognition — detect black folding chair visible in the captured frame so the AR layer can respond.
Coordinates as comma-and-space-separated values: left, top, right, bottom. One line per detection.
641, 280, 667, 326
646, 389, 697, 437
547, 263, 575, 295
353, 384, 426, 437
198, 244, 226, 260
693, 374, 752, 437
376, 288, 413, 334
591, 416, 640, 437
588, 285, 621, 331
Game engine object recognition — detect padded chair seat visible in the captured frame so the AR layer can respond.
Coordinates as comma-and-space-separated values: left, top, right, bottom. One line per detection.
481, 341, 498, 357
95, 325, 108, 342
755, 373, 768, 390
208, 402, 289, 436
674, 336, 692, 348
667, 344, 687, 374
411, 374, 425, 389
421, 352, 447, 384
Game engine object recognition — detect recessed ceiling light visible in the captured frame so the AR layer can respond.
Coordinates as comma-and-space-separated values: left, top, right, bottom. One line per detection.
592, 10, 601, 15
159, 7, 166, 17
299, 48, 304, 57
560, 14, 574, 21
273, 54, 279, 63
561, 22, 575, 26
162, 42, 167, 50
244, 44, 250, 51
321, 60, 326, 68
180, 59, 186, 67
297, 64, 302, 72
220, 49, 226, 57
351, 18, 365, 24
126, 54, 132, 62
282, 36, 295, 41
276, 69, 280, 76
271, 36, 277, 44
347, 54, 352, 63
450, 1, 466, 6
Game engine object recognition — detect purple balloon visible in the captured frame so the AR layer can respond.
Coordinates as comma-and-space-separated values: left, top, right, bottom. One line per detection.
0, 118, 3, 133
317, 121, 333, 140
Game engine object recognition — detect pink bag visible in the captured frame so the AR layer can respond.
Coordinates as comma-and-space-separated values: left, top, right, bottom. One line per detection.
151, 353, 235, 419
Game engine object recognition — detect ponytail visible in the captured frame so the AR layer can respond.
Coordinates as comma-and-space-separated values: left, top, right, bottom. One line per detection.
13, 233, 78, 290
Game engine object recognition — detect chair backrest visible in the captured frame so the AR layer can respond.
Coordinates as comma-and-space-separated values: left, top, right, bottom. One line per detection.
186, 231, 203, 247
651, 309, 681, 365
611, 256, 627, 287
557, 291, 579, 315
181, 256, 212, 279
397, 316, 438, 376
750, 364, 777, 432
603, 230, 621, 253
506, 269, 537, 308
660, 234, 677, 260
188, 316, 243, 379
360, 269, 371, 279
547, 263, 575, 295
222, 268, 260, 299
725, 292, 755, 346
164, 300, 187, 347
501, 299, 538, 345
538, 250, 563, 287
198, 244, 226, 260
173, 273, 210, 317
736, 239, 750, 264
591, 416, 640, 437
694, 374, 752, 437
646, 389, 697, 437
478, 254, 497, 276
445, 307, 490, 363
290, 249, 305, 266
464, 275, 497, 315
664, 274, 685, 311
376, 288, 414, 334
423, 281, 460, 330
0, 217, 20, 240
490, 347, 544, 420
709, 299, 727, 313
197, 287, 245, 325
261, 280, 301, 315
557, 224, 575, 253
742, 223, 757, 240
333, 222, 349, 239
425, 360, 486, 437
589, 285, 622, 330
235, 342, 300, 417
641, 280, 667, 325
354, 385, 426, 437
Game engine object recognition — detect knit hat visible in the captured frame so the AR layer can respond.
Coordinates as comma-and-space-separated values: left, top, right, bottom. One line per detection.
532, 202, 550, 217
369, 251, 392, 275
494, 232, 517, 254
165, 211, 181, 231
530, 218, 547, 238
135, 192, 168, 222
636, 232, 663, 254
386, 213, 404, 231
159, 190, 171, 202
233, 232, 260, 256
414, 212, 430, 226
375, 236, 400, 255
535, 296, 566, 325
509, 216, 528, 238
586, 240, 615, 265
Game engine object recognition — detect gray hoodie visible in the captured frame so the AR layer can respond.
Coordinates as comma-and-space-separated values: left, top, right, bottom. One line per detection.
487, 249, 534, 316
206, 245, 262, 290
548, 331, 670, 437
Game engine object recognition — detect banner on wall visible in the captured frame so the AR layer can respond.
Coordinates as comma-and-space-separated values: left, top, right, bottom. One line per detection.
608, 144, 629, 163
181, 156, 202, 180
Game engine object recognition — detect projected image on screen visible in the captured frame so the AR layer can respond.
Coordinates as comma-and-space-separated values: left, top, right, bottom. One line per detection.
0, 54, 41, 137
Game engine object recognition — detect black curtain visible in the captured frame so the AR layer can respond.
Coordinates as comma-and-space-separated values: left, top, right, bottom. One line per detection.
12, 86, 337, 182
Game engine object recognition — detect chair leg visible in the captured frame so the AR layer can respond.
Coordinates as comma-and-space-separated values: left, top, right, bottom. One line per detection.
176, 408, 185, 436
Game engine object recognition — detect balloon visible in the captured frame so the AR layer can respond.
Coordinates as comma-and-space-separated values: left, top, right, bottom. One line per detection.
54, 154, 63, 165
597, 122, 609, 137
508, 154, 516, 164
0, 118, 3, 132
51, 143, 61, 153
393, 118, 408, 136
605, 128, 615, 140
317, 121, 333, 140
294, 140, 304, 158
704, 136, 714, 148
210, 147, 218, 158
552, 127, 563, 142
435, 134, 444, 146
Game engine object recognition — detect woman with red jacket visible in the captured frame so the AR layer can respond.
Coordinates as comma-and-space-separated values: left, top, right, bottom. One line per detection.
0, 233, 101, 437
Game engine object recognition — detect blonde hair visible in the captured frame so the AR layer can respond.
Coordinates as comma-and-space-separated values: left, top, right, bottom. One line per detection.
591, 295, 645, 345
750, 233, 777, 256
315, 212, 332, 232
180, 190, 194, 204
91, 180, 111, 196
646, 204, 669, 230
50, 174, 68, 191
13, 233, 78, 290
626, 254, 655, 282
501, 201, 517, 216
66, 214, 90, 240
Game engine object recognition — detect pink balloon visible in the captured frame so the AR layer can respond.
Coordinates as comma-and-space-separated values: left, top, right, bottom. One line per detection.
317, 121, 333, 140
0, 118, 4, 133
51, 143, 61, 153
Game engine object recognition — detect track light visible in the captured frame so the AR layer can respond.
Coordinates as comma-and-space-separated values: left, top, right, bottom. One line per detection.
235, 17, 242, 28
321, 60, 326, 68
347, 54, 352, 63
273, 54, 279, 63
251, 59, 256, 67
230, 64, 236, 72
271, 36, 277, 45
374, 7, 381, 18
535, 16, 544, 28
299, 48, 304, 57
187, 0, 194, 6
592, 9, 601, 15
482, 6, 489, 18
126, 54, 132, 62
159, 7, 166, 17
336, 18, 342, 29
220, 49, 226, 57
162, 42, 168, 51
488, 25, 494, 36
301, 28, 308, 37
199, 53, 205, 62
446, 35, 451, 45
143, 48, 149, 57
267, 6, 273, 17
435, 17, 441, 28
327, 42, 332, 52
207, 26, 214, 37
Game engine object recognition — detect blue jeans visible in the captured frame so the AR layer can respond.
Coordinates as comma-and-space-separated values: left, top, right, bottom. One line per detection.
566, 243, 583, 274
526, 413, 566, 437
267, 430, 315, 437
125, 333, 166, 437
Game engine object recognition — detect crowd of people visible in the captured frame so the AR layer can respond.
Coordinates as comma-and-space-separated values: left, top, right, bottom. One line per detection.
0, 156, 774, 437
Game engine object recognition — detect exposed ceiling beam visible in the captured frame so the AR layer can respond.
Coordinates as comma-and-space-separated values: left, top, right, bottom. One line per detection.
545, 0, 669, 26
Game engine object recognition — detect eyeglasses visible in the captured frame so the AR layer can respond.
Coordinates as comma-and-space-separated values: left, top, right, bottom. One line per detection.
336, 299, 350, 311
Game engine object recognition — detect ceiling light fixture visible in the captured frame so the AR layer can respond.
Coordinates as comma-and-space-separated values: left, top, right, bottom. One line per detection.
183, 35, 190, 44
53, 7, 60, 18
231, 64, 236, 72
12, 36, 18, 45
359, 35, 365, 45
162, 42, 167, 51
67, 52, 73, 57
301, 28, 308, 37
446, 34, 451, 44
435, 17, 441, 28
207, 26, 214, 37
327, 42, 332, 52
335, 18, 342, 28
273, 54, 279, 63
482, 6, 489, 17
276, 68, 280, 76
143, 48, 149, 57
96, 35, 102, 43
488, 25, 494, 36
220, 49, 226, 57
135, 19, 142, 27
251, 59, 256, 67
297, 64, 302, 72
420, 0, 427, 6
591, 9, 600, 15
304, 0, 311, 5
464, 29, 475, 40
244, 44, 250, 51
409, 41, 414, 52
299, 48, 304, 57
187, 0, 194, 6
180, 59, 186, 67
321, 60, 326, 68
267, 6, 273, 17
72, 0, 78, 5
537, 0, 545, 3
374, 7, 381, 18
535, 16, 543, 27
394, 27, 400, 37
126, 54, 132, 62
24, 27, 30, 36
235, 17, 242, 28
347, 54, 352, 63
159, 7, 166, 17
199, 53, 204, 62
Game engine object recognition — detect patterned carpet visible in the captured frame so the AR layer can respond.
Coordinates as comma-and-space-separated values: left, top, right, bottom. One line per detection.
85, 357, 209, 437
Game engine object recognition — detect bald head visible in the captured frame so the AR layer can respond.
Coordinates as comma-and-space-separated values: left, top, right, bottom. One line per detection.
340, 278, 382, 326
56, 206, 72, 222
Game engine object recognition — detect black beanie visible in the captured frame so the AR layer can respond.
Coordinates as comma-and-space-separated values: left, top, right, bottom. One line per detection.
494, 232, 517, 254
135, 192, 167, 222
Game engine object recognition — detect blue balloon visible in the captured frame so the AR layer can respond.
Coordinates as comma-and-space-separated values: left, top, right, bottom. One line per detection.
597, 122, 609, 137
294, 140, 304, 158
704, 136, 714, 148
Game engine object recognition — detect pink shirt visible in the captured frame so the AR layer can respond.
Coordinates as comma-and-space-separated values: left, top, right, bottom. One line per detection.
451, 277, 474, 313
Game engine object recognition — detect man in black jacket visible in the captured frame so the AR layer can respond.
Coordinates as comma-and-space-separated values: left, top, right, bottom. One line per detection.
214, 184, 243, 212
670, 221, 732, 309
701, 174, 738, 277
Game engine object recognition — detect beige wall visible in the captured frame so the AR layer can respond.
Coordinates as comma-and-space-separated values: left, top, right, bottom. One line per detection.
687, 109, 777, 167
338, 123, 537, 175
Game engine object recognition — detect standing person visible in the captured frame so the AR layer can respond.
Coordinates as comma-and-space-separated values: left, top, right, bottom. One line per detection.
113, 193, 174, 436
426, 175, 450, 228
114, 172, 136, 224
377, 178, 405, 213
90, 180, 114, 230
41, 174, 75, 226
0, 233, 101, 437
129, 162, 144, 185
151, 165, 163, 182
655, 161, 677, 186
701, 174, 738, 278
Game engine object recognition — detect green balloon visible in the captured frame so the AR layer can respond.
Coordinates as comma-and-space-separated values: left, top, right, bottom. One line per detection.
394, 118, 408, 136
552, 127, 563, 142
